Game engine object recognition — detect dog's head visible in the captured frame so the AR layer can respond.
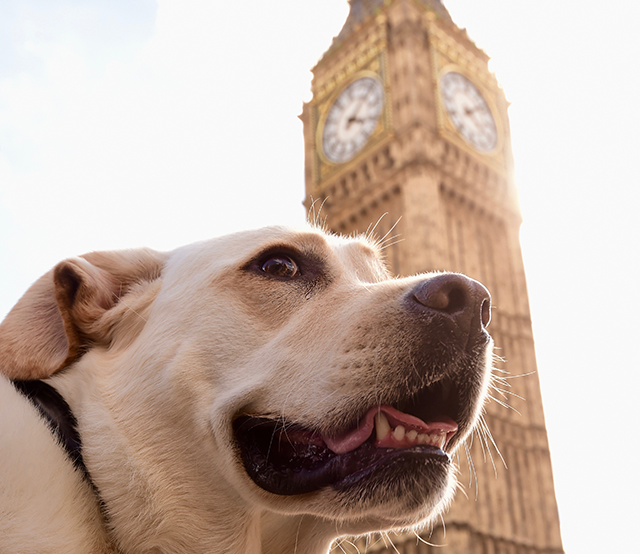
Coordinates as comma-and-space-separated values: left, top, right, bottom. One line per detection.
0, 226, 493, 549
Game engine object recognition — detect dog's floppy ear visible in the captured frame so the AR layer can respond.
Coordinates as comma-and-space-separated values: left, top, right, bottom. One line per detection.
0, 248, 165, 380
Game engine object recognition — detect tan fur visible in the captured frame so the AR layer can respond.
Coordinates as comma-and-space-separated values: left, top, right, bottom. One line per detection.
0, 226, 492, 554
0, 248, 164, 380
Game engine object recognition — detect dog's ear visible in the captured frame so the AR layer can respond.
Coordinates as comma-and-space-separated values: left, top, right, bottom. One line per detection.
0, 248, 165, 380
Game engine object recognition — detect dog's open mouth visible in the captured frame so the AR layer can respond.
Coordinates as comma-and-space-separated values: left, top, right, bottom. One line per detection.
233, 379, 462, 496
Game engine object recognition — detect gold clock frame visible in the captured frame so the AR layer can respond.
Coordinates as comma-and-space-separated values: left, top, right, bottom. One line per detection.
427, 15, 507, 174
315, 70, 387, 166
309, 37, 392, 189
436, 64, 504, 157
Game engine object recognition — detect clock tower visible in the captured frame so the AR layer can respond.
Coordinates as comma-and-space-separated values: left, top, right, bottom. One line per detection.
300, 1, 565, 553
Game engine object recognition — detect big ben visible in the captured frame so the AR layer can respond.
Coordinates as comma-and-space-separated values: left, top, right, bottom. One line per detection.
300, 1, 564, 553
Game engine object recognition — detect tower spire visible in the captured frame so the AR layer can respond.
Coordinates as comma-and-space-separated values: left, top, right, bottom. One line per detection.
332, 0, 453, 47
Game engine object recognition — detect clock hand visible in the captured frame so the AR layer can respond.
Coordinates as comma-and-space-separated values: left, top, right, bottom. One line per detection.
346, 80, 378, 128
347, 113, 379, 128
463, 104, 489, 130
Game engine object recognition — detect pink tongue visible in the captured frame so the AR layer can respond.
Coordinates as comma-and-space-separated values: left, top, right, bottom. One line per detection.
322, 405, 457, 454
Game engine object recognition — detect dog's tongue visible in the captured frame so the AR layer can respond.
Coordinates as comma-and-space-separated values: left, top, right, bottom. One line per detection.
322, 405, 457, 454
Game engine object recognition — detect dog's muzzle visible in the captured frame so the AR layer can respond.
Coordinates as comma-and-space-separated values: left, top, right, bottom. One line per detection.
234, 273, 492, 498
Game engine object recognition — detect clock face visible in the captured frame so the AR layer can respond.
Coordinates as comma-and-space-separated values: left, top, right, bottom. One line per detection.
440, 71, 498, 152
321, 76, 385, 164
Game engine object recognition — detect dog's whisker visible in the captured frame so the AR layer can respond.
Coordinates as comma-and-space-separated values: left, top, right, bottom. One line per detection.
332, 538, 349, 554
490, 376, 512, 389
376, 233, 402, 247
489, 385, 525, 401
481, 431, 499, 478
342, 538, 359, 553
427, 522, 435, 541
365, 212, 389, 247
478, 416, 507, 470
377, 226, 401, 246
413, 529, 429, 546
475, 424, 489, 465
374, 228, 403, 247
307, 195, 331, 230
463, 439, 479, 500
279, 388, 300, 450
373, 232, 400, 250
455, 479, 469, 499
378, 237, 405, 252
380, 530, 402, 554
307, 196, 320, 227
265, 419, 283, 463
493, 368, 536, 380
439, 512, 447, 540
377, 216, 402, 245
487, 394, 522, 415
372, 533, 386, 548
364, 212, 389, 243
475, 418, 499, 478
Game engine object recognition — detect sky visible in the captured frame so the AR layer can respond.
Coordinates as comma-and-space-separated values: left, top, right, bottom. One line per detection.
1, 1, 639, 553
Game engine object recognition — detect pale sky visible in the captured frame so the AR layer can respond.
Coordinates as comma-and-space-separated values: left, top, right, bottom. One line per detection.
1, 1, 639, 553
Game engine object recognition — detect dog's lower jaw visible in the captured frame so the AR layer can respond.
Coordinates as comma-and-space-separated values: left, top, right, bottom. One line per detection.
259, 491, 452, 554
261, 513, 335, 554
257, 464, 456, 554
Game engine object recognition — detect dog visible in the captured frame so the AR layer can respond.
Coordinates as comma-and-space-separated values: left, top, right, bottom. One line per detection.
0, 225, 493, 554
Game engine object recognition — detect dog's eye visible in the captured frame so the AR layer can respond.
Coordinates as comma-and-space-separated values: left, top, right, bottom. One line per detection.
260, 256, 299, 278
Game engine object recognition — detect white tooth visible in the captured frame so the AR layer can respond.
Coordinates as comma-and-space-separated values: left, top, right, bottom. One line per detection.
375, 412, 391, 441
393, 425, 405, 440
407, 430, 418, 441
417, 434, 427, 443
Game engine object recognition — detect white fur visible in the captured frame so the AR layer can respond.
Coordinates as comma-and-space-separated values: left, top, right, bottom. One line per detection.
0, 226, 492, 553
0, 377, 114, 553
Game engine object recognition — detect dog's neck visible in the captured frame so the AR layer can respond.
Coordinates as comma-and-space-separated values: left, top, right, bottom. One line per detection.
261, 512, 336, 554
12, 379, 89, 478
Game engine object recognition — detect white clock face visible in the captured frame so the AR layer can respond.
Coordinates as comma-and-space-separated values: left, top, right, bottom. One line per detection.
321, 76, 385, 164
440, 71, 498, 152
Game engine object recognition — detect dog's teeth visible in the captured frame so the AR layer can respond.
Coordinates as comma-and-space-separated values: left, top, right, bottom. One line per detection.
374, 412, 391, 441
373, 412, 447, 448
393, 425, 405, 440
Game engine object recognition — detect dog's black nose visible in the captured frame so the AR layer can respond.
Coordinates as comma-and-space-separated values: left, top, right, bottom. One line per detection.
410, 273, 491, 335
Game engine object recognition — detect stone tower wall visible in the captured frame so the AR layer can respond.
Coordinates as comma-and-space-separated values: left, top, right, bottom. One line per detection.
301, 2, 564, 552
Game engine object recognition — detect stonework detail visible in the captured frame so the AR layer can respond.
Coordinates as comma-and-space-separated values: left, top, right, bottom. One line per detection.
301, 1, 564, 553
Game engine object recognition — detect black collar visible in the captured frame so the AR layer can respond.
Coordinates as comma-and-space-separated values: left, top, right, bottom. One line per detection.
12, 379, 90, 481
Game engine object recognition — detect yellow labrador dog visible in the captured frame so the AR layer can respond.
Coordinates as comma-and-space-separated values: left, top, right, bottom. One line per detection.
0, 226, 492, 554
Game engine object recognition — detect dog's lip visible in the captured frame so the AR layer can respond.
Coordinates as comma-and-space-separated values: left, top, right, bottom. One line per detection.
233, 412, 455, 496
322, 405, 458, 454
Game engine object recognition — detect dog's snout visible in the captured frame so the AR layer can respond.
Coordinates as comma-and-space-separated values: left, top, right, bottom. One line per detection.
410, 273, 491, 332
